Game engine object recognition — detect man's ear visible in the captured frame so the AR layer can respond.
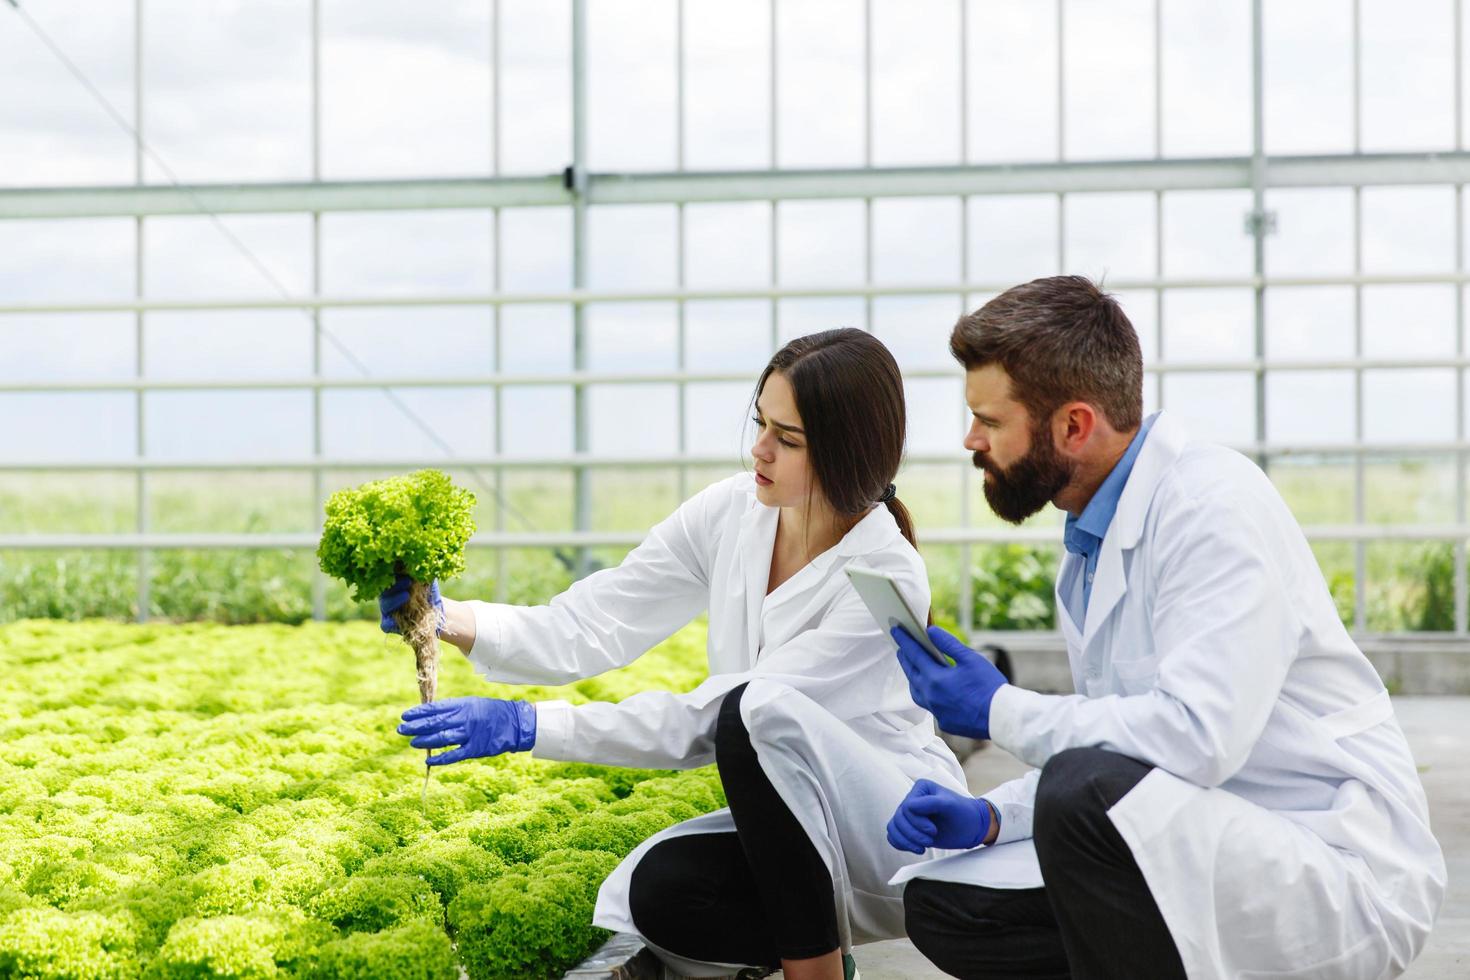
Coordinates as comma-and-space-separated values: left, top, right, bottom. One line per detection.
1055, 402, 1098, 455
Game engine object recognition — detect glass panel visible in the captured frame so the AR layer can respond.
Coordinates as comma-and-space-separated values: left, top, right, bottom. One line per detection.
0, 393, 137, 462
147, 0, 310, 182
967, 0, 1058, 163
586, 303, 678, 372
501, 387, 572, 456
1161, 191, 1253, 279
1063, 0, 1154, 159
322, 0, 491, 178
873, 295, 963, 372
1160, 372, 1255, 444
905, 377, 966, 456
501, 207, 573, 292
590, 468, 682, 531
501, 305, 573, 373
777, 0, 864, 167
146, 311, 313, 380
1115, 289, 1159, 363
1266, 371, 1355, 445
1365, 457, 1456, 524
1265, 286, 1355, 360
1362, 285, 1455, 360
1361, 0, 1455, 152
588, 0, 676, 171
684, 3, 770, 170
499, 0, 572, 175
871, 0, 961, 166
0, 314, 135, 383
588, 205, 677, 292
872, 198, 962, 284
1265, 189, 1355, 278
1162, 289, 1254, 362
778, 201, 866, 286
323, 387, 491, 460
0, 472, 136, 534
0, 219, 135, 303
321, 211, 494, 296
1063, 193, 1157, 282
685, 380, 760, 463
149, 472, 314, 532
1363, 369, 1455, 442
1272, 458, 1355, 523
148, 390, 312, 460
968, 195, 1060, 286
685, 202, 772, 290
144, 214, 312, 299
1361, 186, 1456, 274
777, 297, 867, 345
1160, 0, 1250, 157
1264, 0, 1353, 155
319, 308, 493, 377
0, 1, 135, 186
588, 385, 678, 455
686, 301, 771, 373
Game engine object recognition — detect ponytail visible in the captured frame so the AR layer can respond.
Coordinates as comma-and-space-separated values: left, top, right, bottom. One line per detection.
882, 495, 934, 627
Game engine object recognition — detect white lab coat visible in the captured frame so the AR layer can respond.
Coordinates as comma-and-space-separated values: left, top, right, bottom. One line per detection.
463, 472, 967, 976
895, 411, 1446, 979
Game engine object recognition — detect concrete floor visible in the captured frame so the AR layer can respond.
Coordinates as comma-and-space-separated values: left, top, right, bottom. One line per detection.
822, 697, 1470, 979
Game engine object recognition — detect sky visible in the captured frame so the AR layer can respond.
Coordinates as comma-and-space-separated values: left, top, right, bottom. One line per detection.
1, 0, 1467, 485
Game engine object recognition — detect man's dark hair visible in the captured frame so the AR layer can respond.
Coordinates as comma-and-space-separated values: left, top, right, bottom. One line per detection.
950, 275, 1143, 432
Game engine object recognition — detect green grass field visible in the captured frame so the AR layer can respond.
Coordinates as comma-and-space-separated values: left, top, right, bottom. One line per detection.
0, 458, 1462, 632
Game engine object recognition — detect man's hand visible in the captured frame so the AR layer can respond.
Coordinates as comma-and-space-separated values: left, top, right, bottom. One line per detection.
892, 624, 1007, 740
887, 779, 995, 854
397, 697, 536, 767
379, 573, 442, 635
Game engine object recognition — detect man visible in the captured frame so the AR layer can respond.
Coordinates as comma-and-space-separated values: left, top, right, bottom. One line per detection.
885, 276, 1445, 979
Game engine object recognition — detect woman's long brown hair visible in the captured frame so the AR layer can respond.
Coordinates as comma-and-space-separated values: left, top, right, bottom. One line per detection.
753, 328, 920, 553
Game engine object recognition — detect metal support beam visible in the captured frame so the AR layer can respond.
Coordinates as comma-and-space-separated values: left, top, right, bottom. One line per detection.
13, 152, 1470, 220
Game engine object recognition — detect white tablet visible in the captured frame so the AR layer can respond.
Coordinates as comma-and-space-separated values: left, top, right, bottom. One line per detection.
844, 564, 952, 667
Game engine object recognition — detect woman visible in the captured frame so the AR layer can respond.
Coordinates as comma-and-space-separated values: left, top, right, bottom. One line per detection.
384, 329, 967, 980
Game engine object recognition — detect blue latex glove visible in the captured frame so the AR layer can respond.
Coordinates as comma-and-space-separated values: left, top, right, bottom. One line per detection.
892, 625, 1007, 740
379, 573, 442, 635
887, 778, 994, 854
397, 697, 536, 767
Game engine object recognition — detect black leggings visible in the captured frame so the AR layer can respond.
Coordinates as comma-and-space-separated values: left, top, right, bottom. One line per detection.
627, 683, 840, 968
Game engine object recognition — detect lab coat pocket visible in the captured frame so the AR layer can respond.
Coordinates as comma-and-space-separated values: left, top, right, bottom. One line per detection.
1109, 655, 1158, 696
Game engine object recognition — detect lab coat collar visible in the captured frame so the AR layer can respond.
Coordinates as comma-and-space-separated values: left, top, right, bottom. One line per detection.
1109, 410, 1186, 551
1077, 410, 1186, 649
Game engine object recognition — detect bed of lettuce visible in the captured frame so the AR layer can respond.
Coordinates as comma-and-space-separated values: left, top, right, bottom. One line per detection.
0, 618, 722, 979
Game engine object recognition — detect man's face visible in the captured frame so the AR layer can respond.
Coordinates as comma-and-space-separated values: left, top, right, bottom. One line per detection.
963, 365, 1074, 525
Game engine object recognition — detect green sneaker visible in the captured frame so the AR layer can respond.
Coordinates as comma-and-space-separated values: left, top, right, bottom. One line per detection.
842, 951, 860, 980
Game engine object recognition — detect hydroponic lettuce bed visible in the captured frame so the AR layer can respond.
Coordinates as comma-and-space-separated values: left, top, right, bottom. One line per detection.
0, 619, 722, 979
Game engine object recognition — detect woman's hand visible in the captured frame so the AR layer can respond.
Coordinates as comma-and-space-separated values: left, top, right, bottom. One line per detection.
378, 573, 442, 634
397, 697, 536, 767
378, 575, 477, 654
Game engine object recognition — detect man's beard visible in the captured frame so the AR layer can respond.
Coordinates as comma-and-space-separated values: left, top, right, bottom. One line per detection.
974, 425, 1074, 525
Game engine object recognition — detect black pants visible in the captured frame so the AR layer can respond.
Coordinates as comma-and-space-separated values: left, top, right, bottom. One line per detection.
904, 747, 1187, 980
628, 683, 840, 968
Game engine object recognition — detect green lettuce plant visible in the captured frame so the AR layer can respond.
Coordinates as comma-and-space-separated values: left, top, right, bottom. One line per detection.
0, 619, 724, 978
317, 469, 477, 706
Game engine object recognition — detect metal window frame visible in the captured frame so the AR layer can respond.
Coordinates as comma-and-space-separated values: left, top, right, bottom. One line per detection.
3, 0, 1468, 637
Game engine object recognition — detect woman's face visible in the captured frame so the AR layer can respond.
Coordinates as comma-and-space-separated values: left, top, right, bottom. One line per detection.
750, 371, 818, 510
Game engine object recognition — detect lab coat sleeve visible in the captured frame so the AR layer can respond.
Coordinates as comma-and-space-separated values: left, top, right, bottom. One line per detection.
462, 477, 730, 686
989, 490, 1301, 789
530, 561, 928, 769
979, 769, 1041, 845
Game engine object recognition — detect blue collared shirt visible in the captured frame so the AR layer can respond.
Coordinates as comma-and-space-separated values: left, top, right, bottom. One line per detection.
1063, 413, 1158, 619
